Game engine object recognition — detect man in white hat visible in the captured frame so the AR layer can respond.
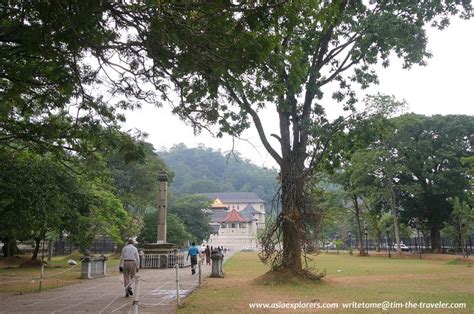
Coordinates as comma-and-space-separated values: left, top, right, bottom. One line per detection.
120, 239, 139, 297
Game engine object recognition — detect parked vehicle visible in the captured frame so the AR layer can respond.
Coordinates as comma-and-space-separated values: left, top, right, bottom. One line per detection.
393, 243, 410, 251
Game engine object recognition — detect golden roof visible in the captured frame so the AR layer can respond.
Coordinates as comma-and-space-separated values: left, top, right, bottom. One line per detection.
211, 198, 224, 208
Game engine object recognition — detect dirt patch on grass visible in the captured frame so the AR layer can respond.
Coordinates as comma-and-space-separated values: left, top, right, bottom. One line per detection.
18, 259, 46, 268
0, 256, 30, 268
254, 268, 325, 285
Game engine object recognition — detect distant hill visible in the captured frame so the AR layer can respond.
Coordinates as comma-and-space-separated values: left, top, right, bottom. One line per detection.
158, 144, 280, 211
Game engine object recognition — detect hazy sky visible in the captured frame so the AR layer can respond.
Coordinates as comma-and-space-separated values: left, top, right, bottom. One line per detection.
123, 17, 474, 168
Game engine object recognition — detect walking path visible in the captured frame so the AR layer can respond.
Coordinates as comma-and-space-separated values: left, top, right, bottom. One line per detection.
1, 255, 231, 314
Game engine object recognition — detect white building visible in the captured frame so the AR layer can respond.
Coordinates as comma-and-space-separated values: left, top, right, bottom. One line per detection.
201, 192, 266, 250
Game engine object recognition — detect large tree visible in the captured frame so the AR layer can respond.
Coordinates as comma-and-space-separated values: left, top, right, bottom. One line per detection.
0, 148, 130, 258
138, 211, 192, 246
106, 141, 170, 215
393, 114, 473, 251
327, 95, 404, 256
128, 1, 471, 275
1, 0, 162, 255
0, 1, 135, 156
169, 195, 212, 243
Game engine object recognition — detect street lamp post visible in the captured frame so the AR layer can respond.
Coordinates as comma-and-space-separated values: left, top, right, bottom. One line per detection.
364, 226, 369, 255
386, 229, 391, 258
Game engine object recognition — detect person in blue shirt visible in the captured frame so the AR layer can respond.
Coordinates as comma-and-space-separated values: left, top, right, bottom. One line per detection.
187, 242, 199, 275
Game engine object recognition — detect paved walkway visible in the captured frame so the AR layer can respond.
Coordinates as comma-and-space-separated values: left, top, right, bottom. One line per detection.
1, 260, 222, 314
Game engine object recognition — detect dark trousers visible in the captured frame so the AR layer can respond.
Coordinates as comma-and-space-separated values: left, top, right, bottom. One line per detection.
190, 255, 197, 274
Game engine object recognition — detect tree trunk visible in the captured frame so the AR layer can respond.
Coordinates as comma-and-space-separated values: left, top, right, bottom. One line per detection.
1, 238, 21, 257
352, 196, 366, 256
31, 238, 41, 260
47, 239, 53, 261
312, 226, 321, 253
376, 231, 382, 252
279, 155, 305, 273
281, 210, 302, 271
385, 172, 401, 255
391, 210, 401, 255
1, 241, 10, 258
430, 227, 441, 253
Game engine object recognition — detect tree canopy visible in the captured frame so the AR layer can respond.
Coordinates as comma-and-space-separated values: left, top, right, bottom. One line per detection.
0, 1, 135, 156
0, 148, 130, 258
393, 114, 473, 250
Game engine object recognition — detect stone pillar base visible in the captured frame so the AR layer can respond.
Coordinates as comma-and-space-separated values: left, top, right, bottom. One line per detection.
210, 253, 224, 278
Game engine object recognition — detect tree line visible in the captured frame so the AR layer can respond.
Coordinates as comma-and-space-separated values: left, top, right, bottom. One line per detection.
316, 111, 473, 256
0, 136, 159, 258
0, 137, 279, 257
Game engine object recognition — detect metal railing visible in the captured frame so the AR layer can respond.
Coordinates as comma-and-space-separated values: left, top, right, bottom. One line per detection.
141, 253, 190, 269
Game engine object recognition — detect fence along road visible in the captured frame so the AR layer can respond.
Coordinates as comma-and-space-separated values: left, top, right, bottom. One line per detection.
0, 253, 233, 314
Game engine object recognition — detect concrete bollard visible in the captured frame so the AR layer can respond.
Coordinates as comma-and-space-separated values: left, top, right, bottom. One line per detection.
80, 255, 107, 279
39, 263, 44, 292
210, 252, 224, 278
198, 262, 202, 286
175, 263, 181, 306
132, 274, 141, 314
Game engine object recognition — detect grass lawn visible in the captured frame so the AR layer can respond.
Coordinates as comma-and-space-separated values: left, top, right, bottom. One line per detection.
180, 252, 474, 313
0, 252, 121, 294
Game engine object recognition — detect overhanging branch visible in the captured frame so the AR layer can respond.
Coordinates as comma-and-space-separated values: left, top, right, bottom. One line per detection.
222, 77, 283, 166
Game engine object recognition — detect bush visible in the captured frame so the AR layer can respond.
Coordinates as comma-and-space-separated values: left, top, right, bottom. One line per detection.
335, 240, 344, 254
